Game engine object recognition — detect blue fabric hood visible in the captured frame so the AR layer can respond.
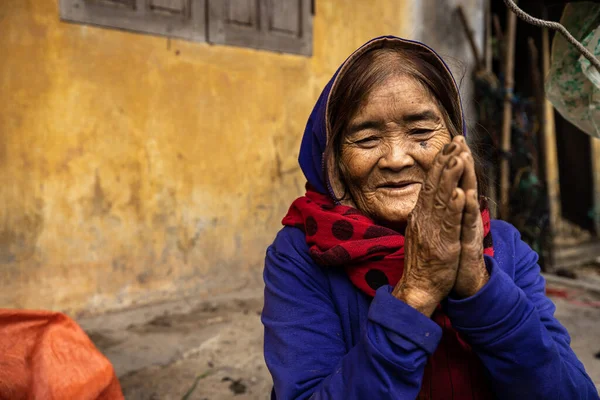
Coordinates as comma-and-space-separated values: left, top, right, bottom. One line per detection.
298, 36, 465, 199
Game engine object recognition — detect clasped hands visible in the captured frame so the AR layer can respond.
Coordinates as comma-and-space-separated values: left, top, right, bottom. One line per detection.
393, 136, 489, 317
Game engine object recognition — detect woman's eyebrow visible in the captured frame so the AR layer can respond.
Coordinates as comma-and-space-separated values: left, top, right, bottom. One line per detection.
402, 109, 440, 123
347, 109, 441, 135
346, 119, 385, 135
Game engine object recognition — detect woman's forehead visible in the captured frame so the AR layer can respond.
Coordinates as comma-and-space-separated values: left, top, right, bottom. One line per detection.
351, 75, 441, 120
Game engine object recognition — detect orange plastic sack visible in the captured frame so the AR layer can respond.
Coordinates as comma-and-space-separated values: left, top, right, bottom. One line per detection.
0, 309, 124, 400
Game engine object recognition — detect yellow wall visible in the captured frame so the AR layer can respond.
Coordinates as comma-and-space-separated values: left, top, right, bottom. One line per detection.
0, 0, 410, 315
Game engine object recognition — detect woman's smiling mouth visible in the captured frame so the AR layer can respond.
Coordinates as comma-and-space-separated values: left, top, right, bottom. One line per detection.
377, 181, 421, 194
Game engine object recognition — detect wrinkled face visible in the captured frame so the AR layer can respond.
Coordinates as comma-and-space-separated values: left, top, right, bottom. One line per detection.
339, 74, 452, 228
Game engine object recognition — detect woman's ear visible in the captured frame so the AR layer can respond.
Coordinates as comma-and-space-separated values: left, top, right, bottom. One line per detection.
336, 155, 351, 202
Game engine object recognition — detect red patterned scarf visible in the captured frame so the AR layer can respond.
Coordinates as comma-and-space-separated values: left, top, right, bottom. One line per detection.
283, 189, 494, 399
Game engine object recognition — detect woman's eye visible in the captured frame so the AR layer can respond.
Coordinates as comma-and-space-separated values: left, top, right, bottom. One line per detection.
356, 136, 379, 145
411, 128, 433, 135
356, 136, 377, 143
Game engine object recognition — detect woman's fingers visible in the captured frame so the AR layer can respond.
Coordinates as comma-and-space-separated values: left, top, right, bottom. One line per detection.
442, 187, 466, 235
454, 135, 470, 154
455, 138, 479, 243
459, 151, 477, 194
419, 142, 461, 209
452, 136, 477, 193
433, 155, 465, 216
461, 189, 481, 245
453, 188, 488, 298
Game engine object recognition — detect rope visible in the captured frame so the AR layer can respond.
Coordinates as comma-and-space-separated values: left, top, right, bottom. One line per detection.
503, 0, 600, 72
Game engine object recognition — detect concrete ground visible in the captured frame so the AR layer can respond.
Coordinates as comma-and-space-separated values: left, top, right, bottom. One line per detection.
79, 278, 600, 399
79, 287, 271, 400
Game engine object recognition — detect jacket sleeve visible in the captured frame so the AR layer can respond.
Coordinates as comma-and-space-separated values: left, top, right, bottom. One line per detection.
446, 227, 599, 399
262, 244, 442, 400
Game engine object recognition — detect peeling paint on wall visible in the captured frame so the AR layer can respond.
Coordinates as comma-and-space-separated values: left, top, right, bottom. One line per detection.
0, 0, 412, 314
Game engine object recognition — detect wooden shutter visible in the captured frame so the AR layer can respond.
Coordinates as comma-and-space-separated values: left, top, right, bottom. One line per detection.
208, 0, 313, 56
59, 0, 206, 42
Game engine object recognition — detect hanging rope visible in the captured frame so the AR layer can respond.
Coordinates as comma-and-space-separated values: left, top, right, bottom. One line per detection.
503, 0, 600, 72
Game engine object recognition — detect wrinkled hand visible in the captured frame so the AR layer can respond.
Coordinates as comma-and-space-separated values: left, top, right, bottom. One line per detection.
452, 137, 489, 299
392, 137, 467, 316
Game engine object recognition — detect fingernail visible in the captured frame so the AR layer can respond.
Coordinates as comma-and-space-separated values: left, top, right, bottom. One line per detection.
452, 190, 459, 200
473, 191, 478, 200
443, 143, 457, 155
447, 157, 457, 168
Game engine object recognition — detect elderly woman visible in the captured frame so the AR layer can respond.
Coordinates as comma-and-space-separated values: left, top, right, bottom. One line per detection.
262, 36, 598, 399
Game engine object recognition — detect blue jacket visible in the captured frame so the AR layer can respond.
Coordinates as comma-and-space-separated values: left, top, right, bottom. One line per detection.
263, 222, 598, 399
262, 36, 598, 399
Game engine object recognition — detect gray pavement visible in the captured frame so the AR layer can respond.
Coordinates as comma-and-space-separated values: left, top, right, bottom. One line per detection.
79, 280, 600, 399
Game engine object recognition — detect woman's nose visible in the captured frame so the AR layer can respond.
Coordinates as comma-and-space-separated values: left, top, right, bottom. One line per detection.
378, 142, 414, 171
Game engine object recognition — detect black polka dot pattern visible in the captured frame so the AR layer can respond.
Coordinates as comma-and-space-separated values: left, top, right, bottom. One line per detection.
366, 245, 393, 261
328, 245, 351, 265
331, 220, 354, 241
364, 226, 396, 239
305, 216, 318, 236
311, 245, 351, 266
365, 269, 389, 290
366, 245, 392, 255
